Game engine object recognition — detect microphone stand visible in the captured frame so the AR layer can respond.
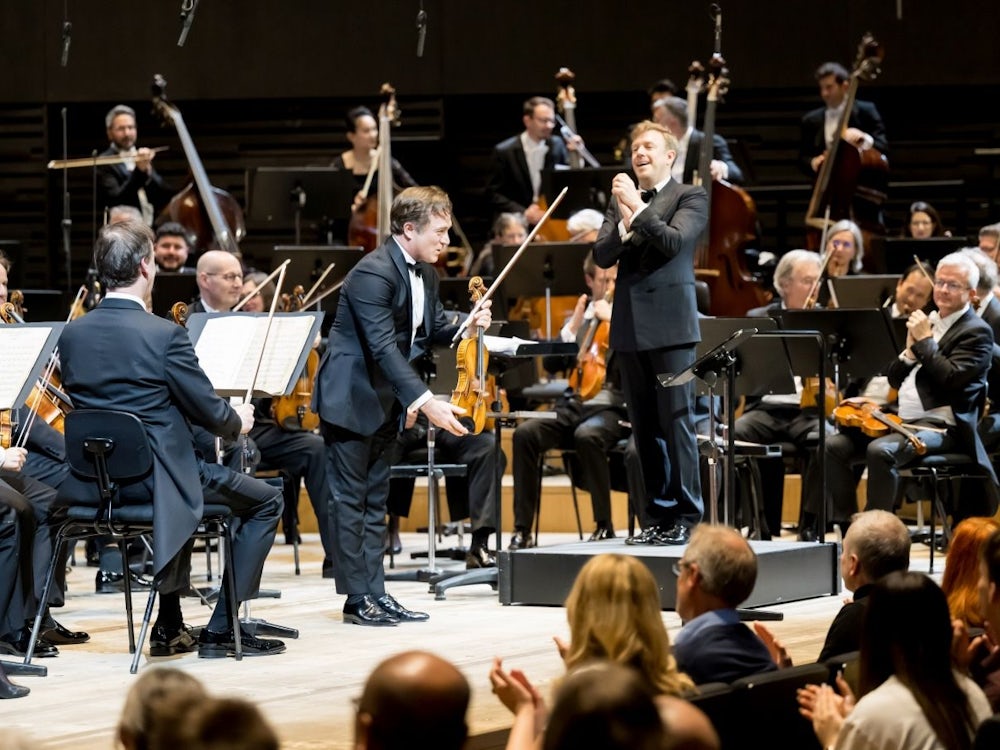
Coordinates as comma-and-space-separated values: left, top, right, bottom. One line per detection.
60, 108, 72, 295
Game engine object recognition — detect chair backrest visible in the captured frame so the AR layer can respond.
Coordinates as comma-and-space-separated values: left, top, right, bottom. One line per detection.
974, 714, 1000, 750
687, 682, 736, 747
823, 650, 860, 695
64, 409, 153, 482
728, 663, 829, 750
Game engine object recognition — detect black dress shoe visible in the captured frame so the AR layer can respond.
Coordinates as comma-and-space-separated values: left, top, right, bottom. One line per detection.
0, 666, 29, 700
659, 522, 691, 545
40, 616, 90, 645
0, 628, 58, 658
797, 526, 819, 542
625, 526, 661, 546
149, 623, 200, 657
95, 569, 152, 594
376, 594, 429, 622
343, 595, 399, 626
588, 525, 617, 542
465, 543, 497, 569
198, 627, 286, 658
508, 528, 536, 551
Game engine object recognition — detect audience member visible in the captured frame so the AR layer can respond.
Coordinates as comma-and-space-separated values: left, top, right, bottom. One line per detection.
801, 571, 991, 750
943, 517, 1000, 629
179, 696, 280, 750
117, 667, 208, 750
672, 524, 776, 684
963, 527, 1000, 711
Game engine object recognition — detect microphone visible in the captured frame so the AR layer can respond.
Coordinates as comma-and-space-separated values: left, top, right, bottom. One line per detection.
178, 0, 198, 47
60, 21, 72, 67
416, 9, 427, 57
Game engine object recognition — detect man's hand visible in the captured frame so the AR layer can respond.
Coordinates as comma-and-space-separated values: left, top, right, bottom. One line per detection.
0, 446, 27, 472
907, 309, 933, 343
709, 159, 729, 182
420, 398, 469, 436
234, 402, 256, 434
843, 127, 868, 149
525, 202, 545, 226
467, 298, 493, 333
611, 173, 639, 230
134, 147, 155, 174
566, 294, 588, 336
810, 153, 826, 173
404, 408, 418, 430
753, 622, 793, 668
593, 298, 612, 322
565, 134, 585, 153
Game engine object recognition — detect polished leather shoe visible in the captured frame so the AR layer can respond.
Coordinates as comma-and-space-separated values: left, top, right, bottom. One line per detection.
508, 528, 536, 551
40, 616, 90, 645
659, 523, 691, 545
149, 623, 200, 657
343, 595, 399, 626
0, 628, 58, 658
588, 525, 617, 542
95, 569, 152, 594
376, 594, 429, 622
465, 543, 497, 569
625, 526, 662, 546
198, 627, 285, 658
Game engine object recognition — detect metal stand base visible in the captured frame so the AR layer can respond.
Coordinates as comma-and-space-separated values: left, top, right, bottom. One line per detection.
2, 659, 47, 677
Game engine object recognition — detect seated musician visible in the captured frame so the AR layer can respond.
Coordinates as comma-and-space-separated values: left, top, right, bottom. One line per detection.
900, 200, 950, 238
97, 105, 172, 224
509, 253, 627, 548
963, 248, 1000, 461
735, 250, 827, 538
188, 250, 244, 313
886, 262, 935, 319
59, 221, 285, 658
651, 96, 743, 185
466, 212, 527, 278
240, 271, 275, 313
804, 252, 996, 535
812, 219, 864, 307
153, 222, 196, 274
979, 223, 1000, 262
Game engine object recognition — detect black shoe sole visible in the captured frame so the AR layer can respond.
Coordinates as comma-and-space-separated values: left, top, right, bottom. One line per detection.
343, 613, 398, 627
198, 642, 287, 658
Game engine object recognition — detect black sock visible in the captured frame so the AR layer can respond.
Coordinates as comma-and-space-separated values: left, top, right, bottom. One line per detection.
346, 594, 366, 606
155, 593, 182, 629
472, 528, 493, 546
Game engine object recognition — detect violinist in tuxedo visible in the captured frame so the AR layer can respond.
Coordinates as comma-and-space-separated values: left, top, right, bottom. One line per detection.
58, 221, 285, 658
592, 120, 707, 546
313, 186, 493, 626
97, 105, 171, 224
486, 97, 576, 226
652, 96, 743, 185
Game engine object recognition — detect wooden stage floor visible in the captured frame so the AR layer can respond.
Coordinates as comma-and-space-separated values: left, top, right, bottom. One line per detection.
1, 529, 939, 749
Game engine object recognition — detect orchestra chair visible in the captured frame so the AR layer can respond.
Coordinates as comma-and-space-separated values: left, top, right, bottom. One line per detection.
897, 452, 996, 573
684, 682, 735, 748
726, 662, 829, 750
823, 650, 860, 696
25, 410, 241, 673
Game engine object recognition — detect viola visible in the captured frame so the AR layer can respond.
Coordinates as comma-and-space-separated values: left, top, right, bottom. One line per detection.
170, 301, 190, 327
270, 285, 321, 432
0, 409, 12, 449
833, 398, 927, 454
152, 75, 245, 255
567, 282, 614, 401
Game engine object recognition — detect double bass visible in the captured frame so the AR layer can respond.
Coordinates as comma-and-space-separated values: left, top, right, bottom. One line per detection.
804, 34, 888, 240
152, 75, 245, 255
348, 83, 398, 253
690, 9, 771, 317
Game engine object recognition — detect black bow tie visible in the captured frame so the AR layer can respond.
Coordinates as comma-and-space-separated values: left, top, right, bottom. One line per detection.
408, 263, 422, 279
641, 188, 657, 203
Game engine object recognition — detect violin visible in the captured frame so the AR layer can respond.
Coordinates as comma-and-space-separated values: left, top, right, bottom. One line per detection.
348, 83, 398, 253
152, 75, 245, 255
0, 409, 12, 450
270, 285, 321, 432
450, 277, 508, 434
567, 281, 614, 400
833, 398, 927, 454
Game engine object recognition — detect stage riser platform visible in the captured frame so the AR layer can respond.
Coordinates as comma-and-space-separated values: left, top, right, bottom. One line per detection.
498, 539, 840, 610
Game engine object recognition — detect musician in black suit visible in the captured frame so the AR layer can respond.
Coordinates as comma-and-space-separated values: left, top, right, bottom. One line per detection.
652, 96, 744, 185
58, 221, 285, 658
485, 97, 572, 226
187, 250, 245, 314
96, 105, 171, 224
592, 120, 708, 546
313, 186, 493, 626
963, 248, 1000, 462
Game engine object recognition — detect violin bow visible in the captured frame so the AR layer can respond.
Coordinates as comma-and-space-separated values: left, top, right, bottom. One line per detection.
912, 254, 935, 286
231, 259, 291, 312
299, 263, 336, 308
804, 206, 833, 308
450, 186, 569, 344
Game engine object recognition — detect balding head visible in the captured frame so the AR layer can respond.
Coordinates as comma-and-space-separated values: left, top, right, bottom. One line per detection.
356, 651, 469, 750
196, 250, 244, 311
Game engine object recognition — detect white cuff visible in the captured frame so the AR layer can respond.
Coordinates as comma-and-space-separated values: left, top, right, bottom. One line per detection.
408, 390, 434, 412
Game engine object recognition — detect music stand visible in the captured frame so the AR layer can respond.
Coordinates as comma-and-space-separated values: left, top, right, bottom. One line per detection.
694, 318, 796, 399
247, 167, 357, 244
493, 243, 590, 339
874, 237, 971, 275
274, 245, 365, 333
150, 272, 199, 318
829, 274, 899, 310
540, 166, 623, 219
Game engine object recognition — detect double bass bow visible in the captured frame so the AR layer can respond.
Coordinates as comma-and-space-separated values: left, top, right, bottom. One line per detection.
152, 75, 245, 255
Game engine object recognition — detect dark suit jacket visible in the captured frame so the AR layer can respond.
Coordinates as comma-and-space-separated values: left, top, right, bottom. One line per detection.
799, 99, 888, 175
592, 179, 708, 352
886, 307, 997, 484
673, 621, 778, 685
312, 238, 457, 436
817, 583, 871, 662
57, 297, 243, 577
682, 130, 744, 185
981, 297, 1000, 406
96, 146, 172, 216
485, 134, 569, 216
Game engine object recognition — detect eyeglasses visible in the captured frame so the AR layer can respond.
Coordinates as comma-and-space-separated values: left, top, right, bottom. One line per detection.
830, 240, 854, 249
933, 279, 968, 292
671, 560, 690, 577
205, 272, 243, 283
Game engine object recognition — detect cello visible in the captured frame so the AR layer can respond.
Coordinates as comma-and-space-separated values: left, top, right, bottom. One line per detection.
690, 9, 771, 317
567, 280, 614, 401
151, 75, 245, 255
804, 34, 888, 240
348, 83, 398, 253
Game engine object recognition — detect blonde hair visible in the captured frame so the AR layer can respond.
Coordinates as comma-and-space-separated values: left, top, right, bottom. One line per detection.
563, 554, 693, 696
117, 668, 207, 750
629, 120, 679, 153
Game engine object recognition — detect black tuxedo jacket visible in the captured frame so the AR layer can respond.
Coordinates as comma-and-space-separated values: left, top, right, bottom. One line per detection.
592, 179, 707, 352
313, 238, 457, 436
95, 146, 172, 215
486, 134, 569, 215
57, 298, 243, 576
885, 307, 996, 484
799, 100, 888, 175
682, 130, 744, 185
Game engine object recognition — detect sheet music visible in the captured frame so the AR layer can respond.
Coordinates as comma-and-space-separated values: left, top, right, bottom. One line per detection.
194, 315, 316, 395
0, 327, 53, 409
